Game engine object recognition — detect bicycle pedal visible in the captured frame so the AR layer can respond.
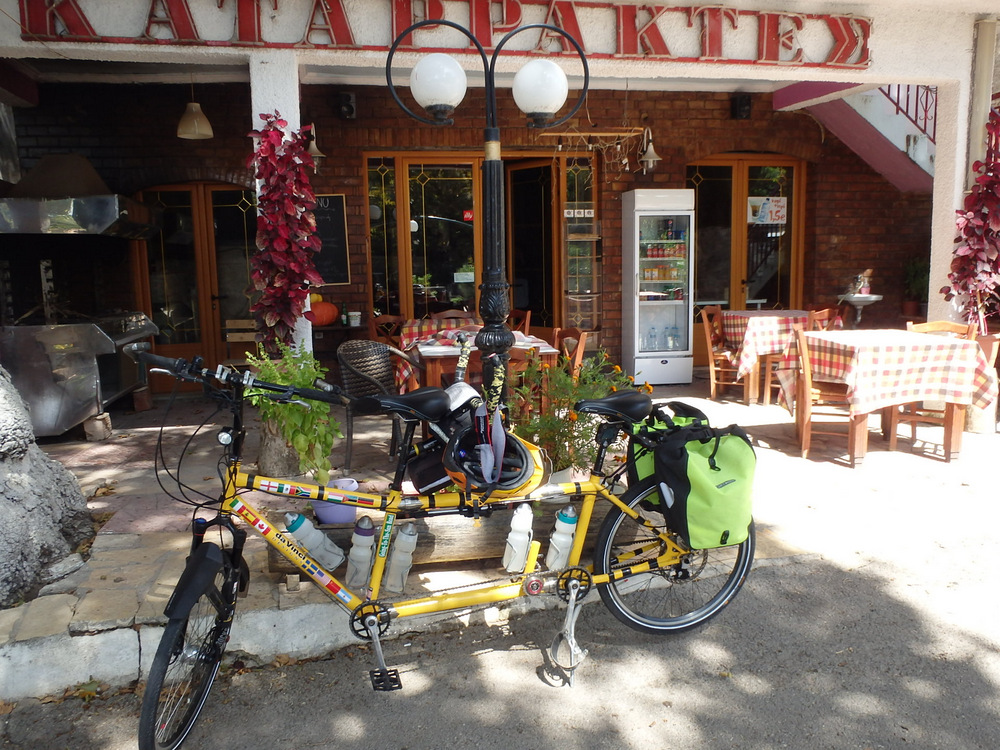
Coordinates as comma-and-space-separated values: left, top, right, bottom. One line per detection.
369, 668, 402, 691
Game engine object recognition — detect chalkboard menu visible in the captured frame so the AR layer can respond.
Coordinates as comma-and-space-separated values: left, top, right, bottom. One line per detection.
313, 194, 350, 285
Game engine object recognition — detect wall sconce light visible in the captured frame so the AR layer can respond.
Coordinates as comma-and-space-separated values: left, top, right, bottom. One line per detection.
305, 123, 325, 173
176, 81, 214, 139
638, 127, 661, 174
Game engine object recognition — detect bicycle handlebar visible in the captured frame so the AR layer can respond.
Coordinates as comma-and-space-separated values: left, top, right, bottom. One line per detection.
133, 349, 349, 407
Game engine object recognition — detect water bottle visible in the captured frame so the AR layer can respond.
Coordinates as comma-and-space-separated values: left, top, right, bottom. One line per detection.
659, 327, 671, 350
544, 504, 579, 571
502, 503, 534, 573
382, 523, 419, 594
669, 325, 680, 349
646, 326, 658, 351
284, 512, 345, 571
345, 515, 376, 590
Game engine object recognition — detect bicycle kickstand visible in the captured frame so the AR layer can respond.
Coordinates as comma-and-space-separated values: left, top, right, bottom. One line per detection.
364, 613, 402, 691
550, 578, 588, 686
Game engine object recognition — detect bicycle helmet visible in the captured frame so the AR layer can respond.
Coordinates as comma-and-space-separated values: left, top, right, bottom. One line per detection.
443, 425, 550, 499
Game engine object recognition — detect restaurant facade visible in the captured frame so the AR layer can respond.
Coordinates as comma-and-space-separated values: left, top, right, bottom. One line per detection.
0, 0, 998, 380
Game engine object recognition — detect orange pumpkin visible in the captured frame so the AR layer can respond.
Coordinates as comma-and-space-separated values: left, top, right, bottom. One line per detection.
308, 300, 338, 326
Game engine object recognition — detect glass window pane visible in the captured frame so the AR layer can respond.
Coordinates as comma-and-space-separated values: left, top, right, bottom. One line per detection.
687, 164, 733, 308
211, 189, 257, 331
146, 189, 200, 344
368, 157, 399, 315
408, 163, 475, 318
746, 165, 793, 309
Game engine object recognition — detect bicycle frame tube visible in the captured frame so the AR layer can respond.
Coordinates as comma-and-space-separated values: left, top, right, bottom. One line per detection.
220, 463, 689, 621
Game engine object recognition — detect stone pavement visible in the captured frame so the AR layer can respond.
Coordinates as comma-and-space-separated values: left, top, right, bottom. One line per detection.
0, 372, 996, 700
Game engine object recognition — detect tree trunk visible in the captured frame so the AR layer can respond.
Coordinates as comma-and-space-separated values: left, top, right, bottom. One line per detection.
257, 419, 304, 478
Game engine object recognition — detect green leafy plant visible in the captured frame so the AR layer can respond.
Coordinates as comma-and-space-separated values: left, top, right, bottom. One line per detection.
246, 342, 342, 484
247, 112, 324, 353
903, 257, 930, 302
942, 109, 1000, 334
508, 350, 646, 472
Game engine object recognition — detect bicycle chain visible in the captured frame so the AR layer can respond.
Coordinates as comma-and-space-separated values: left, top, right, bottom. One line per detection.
349, 567, 588, 641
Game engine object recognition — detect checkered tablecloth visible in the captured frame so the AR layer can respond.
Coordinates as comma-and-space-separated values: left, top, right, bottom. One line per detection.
776, 329, 999, 415
397, 319, 480, 390
722, 310, 810, 379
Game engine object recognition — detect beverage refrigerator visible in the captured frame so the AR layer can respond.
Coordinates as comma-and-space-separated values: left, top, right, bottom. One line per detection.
621, 189, 695, 385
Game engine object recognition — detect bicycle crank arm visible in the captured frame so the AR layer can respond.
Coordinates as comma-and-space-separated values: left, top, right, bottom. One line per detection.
364, 613, 402, 691
549, 578, 588, 686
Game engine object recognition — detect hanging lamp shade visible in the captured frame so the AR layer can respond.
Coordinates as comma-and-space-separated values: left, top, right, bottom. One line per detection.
638, 127, 661, 173
306, 124, 326, 158
177, 101, 214, 140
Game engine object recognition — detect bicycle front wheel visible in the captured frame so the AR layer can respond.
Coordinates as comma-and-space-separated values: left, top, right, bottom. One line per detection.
594, 478, 754, 635
138, 564, 237, 750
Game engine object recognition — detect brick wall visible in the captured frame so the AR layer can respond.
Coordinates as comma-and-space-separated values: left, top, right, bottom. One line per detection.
12, 82, 931, 363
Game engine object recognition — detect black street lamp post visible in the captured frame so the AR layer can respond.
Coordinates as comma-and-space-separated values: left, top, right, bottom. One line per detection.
386, 21, 589, 412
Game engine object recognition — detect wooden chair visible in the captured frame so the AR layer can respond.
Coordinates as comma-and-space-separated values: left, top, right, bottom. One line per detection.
700, 306, 754, 403
430, 308, 477, 322
552, 326, 589, 380
368, 314, 405, 348
336, 339, 421, 472
793, 326, 863, 466
761, 307, 840, 405
807, 307, 840, 331
509, 309, 531, 333
222, 319, 258, 369
886, 320, 977, 460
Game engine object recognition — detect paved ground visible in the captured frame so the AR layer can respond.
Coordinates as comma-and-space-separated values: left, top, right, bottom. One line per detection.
2, 373, 999, 748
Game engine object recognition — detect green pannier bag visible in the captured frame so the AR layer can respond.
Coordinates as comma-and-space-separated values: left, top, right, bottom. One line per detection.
629, 402, 755, 550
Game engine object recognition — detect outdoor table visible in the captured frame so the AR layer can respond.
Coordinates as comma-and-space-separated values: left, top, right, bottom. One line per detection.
776, 328, 999, 463
397, 318, 477, 390
720, 309, 810, 404
414, 335, 558, 390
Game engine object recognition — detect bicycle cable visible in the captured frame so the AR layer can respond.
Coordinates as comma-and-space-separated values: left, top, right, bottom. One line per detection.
152, 380, 228, 508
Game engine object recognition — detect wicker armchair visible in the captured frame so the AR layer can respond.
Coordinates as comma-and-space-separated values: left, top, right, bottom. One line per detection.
336, 339, 421, 472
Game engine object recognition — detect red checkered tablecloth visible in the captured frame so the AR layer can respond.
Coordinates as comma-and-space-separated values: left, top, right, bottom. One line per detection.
776, 329, 999, 415
397, 319, 480, 390
722, 310, 810, 379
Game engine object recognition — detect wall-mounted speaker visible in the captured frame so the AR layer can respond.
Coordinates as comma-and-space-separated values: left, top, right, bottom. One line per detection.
731, 93, 751, 120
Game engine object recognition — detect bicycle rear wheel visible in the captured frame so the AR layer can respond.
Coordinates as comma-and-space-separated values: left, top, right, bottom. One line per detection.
594, 478, 754, 634
138, 561, 238, 750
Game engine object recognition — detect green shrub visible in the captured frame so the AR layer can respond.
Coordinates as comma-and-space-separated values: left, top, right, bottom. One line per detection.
508, 350, 645, 472
246, 341, 342, 484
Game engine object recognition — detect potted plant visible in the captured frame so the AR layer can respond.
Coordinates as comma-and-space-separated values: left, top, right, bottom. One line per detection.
508, 350, 646, 474
902, 256, 929, 317
246, 341, 342, 483
247, 111, 324, 353
941, 109, 1000, 338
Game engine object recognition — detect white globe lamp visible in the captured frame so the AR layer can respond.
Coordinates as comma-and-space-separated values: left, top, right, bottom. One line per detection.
512, 59, 569, 127
409, 53, 468, 123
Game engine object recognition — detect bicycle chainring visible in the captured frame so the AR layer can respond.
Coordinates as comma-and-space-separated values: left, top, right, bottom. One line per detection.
349, 602, 391, 641
556, 567, 593, 602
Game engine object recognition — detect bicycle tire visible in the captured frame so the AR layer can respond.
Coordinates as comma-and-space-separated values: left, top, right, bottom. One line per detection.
138, 559, 238, 750
594, 477, 754, 634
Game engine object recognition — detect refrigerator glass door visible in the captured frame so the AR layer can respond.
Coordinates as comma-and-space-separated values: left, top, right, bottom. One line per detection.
637, 213, 691, 354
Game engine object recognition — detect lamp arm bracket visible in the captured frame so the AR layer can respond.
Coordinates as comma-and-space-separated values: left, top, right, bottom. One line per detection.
385, 19, 491, 127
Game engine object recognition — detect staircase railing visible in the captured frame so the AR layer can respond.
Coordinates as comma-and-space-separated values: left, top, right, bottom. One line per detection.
879, 85, 937, 143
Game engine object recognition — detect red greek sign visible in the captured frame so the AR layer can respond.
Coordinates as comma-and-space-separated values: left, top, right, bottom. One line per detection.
17, 0, 871, 68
